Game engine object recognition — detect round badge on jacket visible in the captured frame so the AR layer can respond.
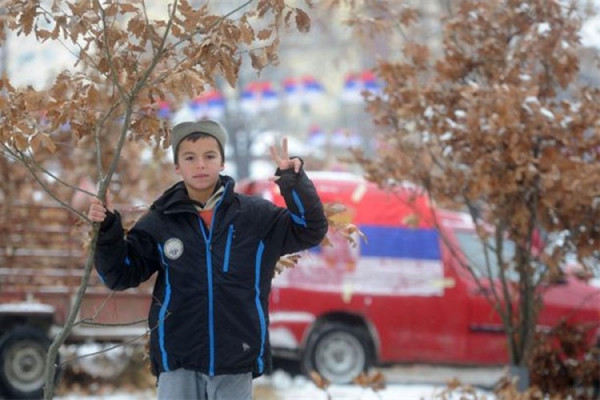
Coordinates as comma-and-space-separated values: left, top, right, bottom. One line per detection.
164, 238, 184, 260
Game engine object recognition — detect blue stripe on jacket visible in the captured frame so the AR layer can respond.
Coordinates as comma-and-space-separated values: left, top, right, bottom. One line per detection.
157, 244, 172, 372
223, 224, 234, 272
288, 189, 307, 226
254, 241, 267, 373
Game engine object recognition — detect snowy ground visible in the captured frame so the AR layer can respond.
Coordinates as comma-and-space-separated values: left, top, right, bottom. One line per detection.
253, 371, 494, 400
43, 344, 506, 400
52, 364, 502, 400
55, 381, 493, 400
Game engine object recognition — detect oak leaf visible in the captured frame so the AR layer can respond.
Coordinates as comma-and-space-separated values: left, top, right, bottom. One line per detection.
309, 370, 330, 389
295, 8, 311, 33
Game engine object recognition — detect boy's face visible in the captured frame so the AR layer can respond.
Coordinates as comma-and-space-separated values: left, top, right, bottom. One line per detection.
175, 136, 224, 202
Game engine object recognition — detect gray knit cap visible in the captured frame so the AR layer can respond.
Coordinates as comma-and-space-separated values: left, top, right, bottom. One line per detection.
171, 120, 228, 162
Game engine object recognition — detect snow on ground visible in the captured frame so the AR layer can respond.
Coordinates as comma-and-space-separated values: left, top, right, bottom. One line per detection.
55, 383, 492, 400
253, 372, 493, 400
54, 368, 495, 400
50, 359, 504, 400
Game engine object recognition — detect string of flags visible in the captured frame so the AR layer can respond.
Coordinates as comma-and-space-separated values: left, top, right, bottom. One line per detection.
162, 70, 382, 121
240, 81, 280, 114
307, 124, 363, 148
282, 75, 326, 106
171, 89, 227, 123
341, 70, 381, 104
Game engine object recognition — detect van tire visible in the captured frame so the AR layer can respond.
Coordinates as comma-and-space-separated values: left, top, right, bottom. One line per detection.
0, 326, 53, 400
302, 322, 371, 384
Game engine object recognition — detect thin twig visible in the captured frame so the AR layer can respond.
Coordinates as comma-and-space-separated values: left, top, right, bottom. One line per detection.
61, 310, 171, 368
97, 0, 127, 100
59, 331, 149, 368
9, 148, 90, 222
76, 318, 148, 328
73, 291, 116, 326
169, 0, 254, 49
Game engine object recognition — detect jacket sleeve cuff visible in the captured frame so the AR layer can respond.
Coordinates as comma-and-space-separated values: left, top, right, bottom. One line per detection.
99, 211, 116, 231
97, 211, 124, 244
275, 157, 304, 176
274, 157, 304, 189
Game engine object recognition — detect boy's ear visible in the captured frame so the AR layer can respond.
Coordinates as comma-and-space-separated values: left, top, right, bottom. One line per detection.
175, 164, 182, 175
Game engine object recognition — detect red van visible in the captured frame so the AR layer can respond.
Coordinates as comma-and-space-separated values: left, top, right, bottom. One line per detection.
238, 171, 600, 383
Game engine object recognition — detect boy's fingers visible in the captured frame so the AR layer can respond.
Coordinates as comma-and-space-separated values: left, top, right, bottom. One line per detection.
105, 191, 114, 212
281, 137, 289, 159
270, 137, 300, 173
88, 203, 106, 222
292, 158, 301, 173
269, 145, 280, 165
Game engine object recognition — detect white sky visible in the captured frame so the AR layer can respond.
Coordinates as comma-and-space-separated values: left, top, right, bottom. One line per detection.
581, 14, 600, 47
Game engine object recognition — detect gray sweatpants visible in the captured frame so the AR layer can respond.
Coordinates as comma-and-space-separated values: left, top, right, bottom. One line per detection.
157, 368, 253, 400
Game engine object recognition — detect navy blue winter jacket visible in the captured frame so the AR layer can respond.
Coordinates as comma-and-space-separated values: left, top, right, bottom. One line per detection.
94, 169, 328, 377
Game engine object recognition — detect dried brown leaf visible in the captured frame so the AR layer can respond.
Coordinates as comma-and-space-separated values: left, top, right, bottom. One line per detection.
118, 3, 139, 14
250, 49, 268, 72
309, 370, 330, 389
353, 372, 369, 386
239, 18, 254, 45
399, 7, 419, 26
35, 29, 52, 41
257, 29, 272, 41
13, 131, 28, 151
127, 17, 146, 38
220, 54, 239, 88
41, 133, 57, 153
295, 8, 311, 33
29, 133, 42, 153
18, 3, 36, 36
104, 3, 118, 18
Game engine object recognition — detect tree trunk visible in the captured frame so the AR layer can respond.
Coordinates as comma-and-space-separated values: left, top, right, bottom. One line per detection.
43, 226, 100, 399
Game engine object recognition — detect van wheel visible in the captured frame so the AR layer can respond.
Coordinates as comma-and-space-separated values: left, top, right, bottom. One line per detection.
302, 322, 371, 384
0, 326, 52, 400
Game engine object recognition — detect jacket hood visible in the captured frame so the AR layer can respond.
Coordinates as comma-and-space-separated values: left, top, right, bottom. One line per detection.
151, 175, 236, 212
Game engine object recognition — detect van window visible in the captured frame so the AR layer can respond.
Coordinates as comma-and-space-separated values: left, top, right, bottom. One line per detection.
454, 231, 518, 281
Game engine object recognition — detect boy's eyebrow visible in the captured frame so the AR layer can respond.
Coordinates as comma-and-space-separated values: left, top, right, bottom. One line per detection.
181, 149, 218, 155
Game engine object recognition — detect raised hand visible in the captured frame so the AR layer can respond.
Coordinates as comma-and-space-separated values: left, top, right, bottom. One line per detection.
269, 137, 301, 174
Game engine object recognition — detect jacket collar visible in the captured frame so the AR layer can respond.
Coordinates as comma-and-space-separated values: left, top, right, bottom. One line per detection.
151, 175, 236, 213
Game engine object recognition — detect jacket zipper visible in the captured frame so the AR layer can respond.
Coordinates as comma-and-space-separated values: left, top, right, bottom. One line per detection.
198, 181, 230, 376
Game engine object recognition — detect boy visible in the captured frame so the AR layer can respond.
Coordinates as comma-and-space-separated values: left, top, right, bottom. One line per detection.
88, 119, 328, 400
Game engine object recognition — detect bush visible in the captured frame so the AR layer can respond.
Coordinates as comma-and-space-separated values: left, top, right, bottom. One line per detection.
528, 320, 599, 399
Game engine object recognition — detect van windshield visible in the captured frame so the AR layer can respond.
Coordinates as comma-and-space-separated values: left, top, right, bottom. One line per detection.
454, 230, 519, 282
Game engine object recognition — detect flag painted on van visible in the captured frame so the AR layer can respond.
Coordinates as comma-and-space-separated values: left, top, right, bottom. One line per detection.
275, 226, 445, 297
